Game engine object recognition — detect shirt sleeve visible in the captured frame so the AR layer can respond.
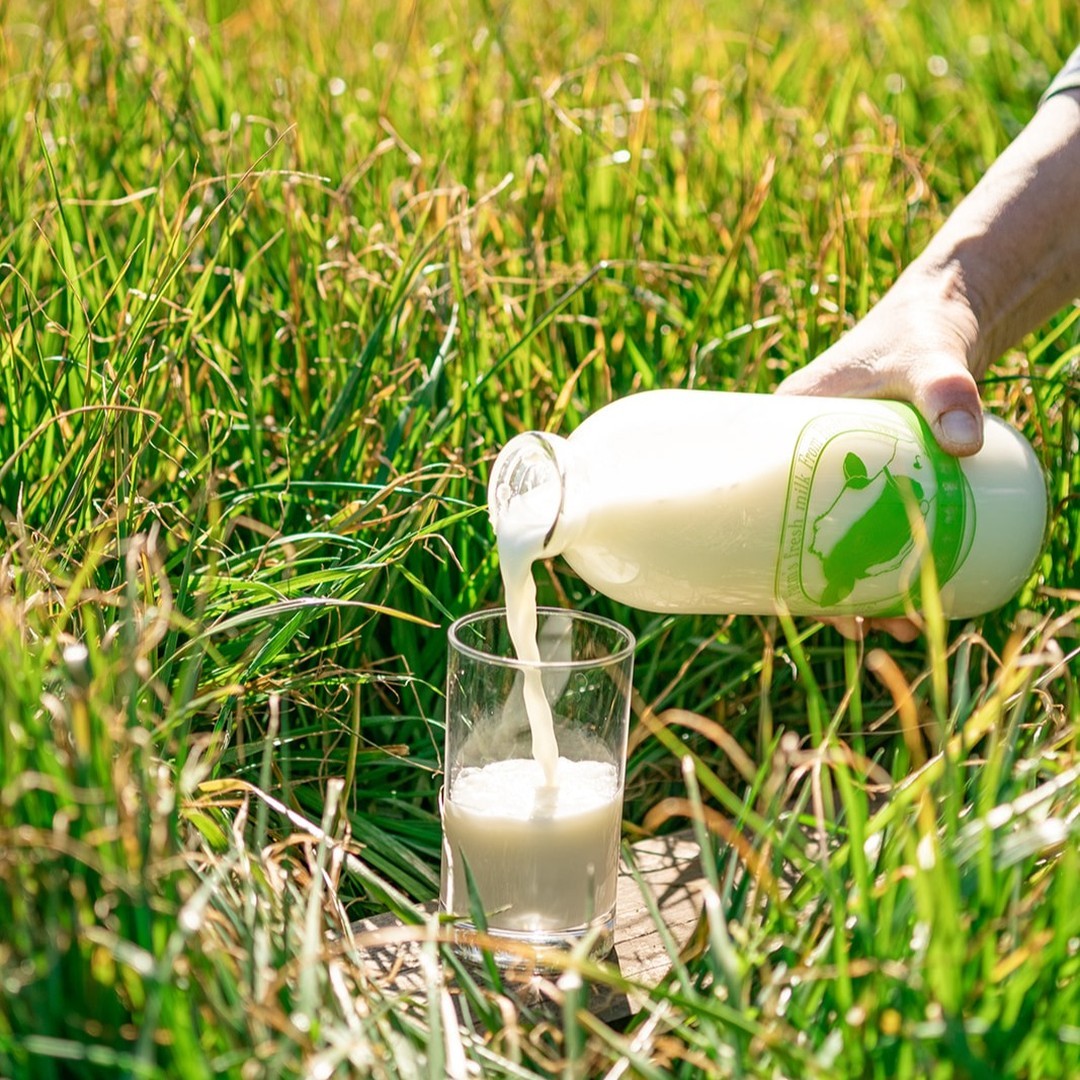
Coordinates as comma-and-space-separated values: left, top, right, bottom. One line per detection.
1041, 45, 1080, 104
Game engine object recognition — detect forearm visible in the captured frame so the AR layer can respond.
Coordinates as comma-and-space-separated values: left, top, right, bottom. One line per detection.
900, 88, 1080, 378
778, 64, 1080, 463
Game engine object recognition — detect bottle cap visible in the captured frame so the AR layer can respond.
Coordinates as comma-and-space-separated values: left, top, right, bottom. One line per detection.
487, 432, 565, 550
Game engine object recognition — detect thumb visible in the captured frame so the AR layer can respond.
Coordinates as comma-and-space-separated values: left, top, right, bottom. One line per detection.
907, 357, 984, 457
778, 348, 985, 457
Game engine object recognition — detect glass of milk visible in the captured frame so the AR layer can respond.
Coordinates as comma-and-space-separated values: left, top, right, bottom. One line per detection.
440, 607, 635, 970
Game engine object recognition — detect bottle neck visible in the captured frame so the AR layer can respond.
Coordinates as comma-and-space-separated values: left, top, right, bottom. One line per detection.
487, 432, 568, 555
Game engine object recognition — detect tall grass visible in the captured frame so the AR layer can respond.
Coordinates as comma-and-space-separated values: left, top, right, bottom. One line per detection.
0, 0, 1077, 1076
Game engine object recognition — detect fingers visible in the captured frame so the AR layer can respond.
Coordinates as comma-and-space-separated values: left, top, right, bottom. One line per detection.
825, 615, 923, 643
778, 347, 984, 456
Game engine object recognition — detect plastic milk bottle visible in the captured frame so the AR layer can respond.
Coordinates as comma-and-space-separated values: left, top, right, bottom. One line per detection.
487, 390, 1048, 621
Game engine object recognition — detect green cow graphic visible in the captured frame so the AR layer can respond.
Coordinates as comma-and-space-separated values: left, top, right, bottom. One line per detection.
808, 448, 929, 606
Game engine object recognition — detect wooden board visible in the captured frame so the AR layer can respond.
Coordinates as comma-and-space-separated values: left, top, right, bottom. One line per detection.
352, 831, 704, 1025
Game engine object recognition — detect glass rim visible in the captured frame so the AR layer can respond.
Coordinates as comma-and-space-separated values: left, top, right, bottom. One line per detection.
448, 606, 636, 670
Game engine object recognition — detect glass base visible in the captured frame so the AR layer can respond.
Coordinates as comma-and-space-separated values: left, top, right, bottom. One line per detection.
445, 915, 615, 974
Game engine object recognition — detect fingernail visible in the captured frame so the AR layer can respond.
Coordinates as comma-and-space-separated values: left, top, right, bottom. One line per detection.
938, 409, 980, 450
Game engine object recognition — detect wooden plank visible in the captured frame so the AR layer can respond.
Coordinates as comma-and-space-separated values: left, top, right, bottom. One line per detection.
352, 831, 704, 1025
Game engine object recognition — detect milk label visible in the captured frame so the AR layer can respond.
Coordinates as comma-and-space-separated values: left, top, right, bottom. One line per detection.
777, 404, 976, 615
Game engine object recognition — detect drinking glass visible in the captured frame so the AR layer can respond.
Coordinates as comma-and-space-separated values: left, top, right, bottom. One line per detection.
439, 606, 635, 968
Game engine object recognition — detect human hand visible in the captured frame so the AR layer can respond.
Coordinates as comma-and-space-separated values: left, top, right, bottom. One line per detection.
777, 268, 986, 456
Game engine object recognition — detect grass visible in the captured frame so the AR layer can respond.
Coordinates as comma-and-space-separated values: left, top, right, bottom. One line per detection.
0, 0, 1078, 1076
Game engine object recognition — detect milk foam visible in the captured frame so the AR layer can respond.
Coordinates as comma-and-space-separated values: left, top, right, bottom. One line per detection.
452, 757, 619, 818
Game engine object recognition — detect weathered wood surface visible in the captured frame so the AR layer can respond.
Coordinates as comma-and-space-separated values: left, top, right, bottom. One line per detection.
353, 832, 704, 1024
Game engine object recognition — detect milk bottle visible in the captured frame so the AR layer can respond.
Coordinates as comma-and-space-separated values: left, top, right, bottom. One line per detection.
487, 390, 1048, 620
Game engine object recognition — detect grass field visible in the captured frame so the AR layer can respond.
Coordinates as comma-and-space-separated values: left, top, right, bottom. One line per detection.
1, 0, 1078, 1076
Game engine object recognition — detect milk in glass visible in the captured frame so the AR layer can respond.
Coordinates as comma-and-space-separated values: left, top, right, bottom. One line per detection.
441, 757, 621, 935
